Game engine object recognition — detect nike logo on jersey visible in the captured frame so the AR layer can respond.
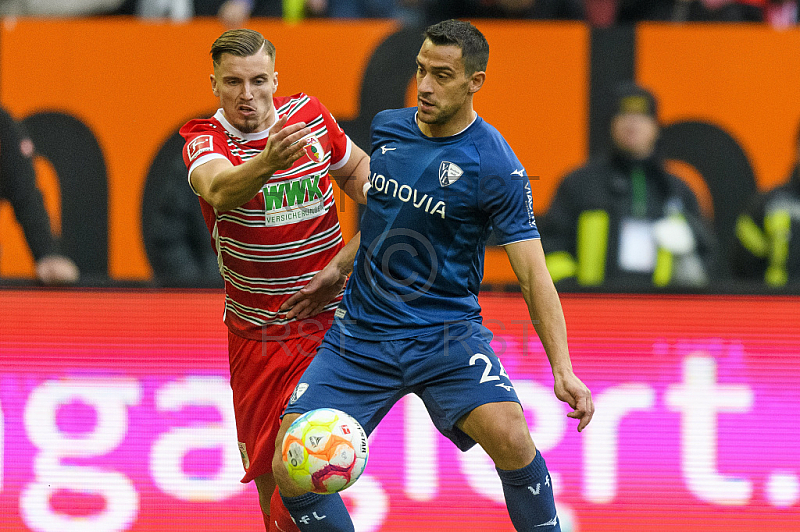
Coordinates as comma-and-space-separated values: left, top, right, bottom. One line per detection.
511, 168, 525, 177
380, 145, 396, 154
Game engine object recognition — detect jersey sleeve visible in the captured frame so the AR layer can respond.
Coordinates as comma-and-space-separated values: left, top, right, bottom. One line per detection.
179, 120, 229, 194
369, 109, 391, 156
478, 140, 540, 246
316, 98, 351, 171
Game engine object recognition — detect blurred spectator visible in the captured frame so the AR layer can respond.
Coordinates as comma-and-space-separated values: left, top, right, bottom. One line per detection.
195, 0, 281, 24
669, 0, 763, 22
0, 0, 125, 15
141, 136, 223, 288
272, 0, 423, 24
763, 0, 798, 28
731, 124, 800, 287
585, 0, 763, 25
0, 106, 79, 285
113, 0, 280, 26
135, 0, 193, 20
213, 0, 258, 26
424, 0, 584, 23
305, 0, 421, 22
541, 82, 718, 290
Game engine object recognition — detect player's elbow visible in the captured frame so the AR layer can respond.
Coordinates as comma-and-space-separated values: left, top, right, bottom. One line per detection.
204, 190, 248, 213
202, 181, 245, 212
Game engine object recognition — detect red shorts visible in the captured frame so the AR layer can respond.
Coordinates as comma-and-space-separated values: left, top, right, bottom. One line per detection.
228, 323, 328, 483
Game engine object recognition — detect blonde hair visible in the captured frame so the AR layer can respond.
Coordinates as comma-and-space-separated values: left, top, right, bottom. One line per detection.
210, 29, 276, 66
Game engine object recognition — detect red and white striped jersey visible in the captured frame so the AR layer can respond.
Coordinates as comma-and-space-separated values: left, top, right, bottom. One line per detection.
180, 93, 351, 340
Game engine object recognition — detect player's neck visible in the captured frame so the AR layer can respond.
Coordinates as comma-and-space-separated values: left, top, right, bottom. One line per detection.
419, 108, 477, 138
256, 104, 278, 134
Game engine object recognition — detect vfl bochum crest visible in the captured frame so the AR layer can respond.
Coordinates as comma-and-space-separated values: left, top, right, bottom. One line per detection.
439, 161, 463, 187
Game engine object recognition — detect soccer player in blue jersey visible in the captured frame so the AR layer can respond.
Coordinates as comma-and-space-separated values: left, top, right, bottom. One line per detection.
271, 19, 594, 531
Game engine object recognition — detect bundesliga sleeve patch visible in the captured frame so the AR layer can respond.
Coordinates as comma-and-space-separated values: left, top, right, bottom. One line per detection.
187, 135, 213, 162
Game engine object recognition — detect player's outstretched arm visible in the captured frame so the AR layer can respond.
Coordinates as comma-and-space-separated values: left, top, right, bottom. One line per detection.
190, 115, 310, 212
280, 232, 361, 320
504, 238, 594, 432
330, 143, 370, 205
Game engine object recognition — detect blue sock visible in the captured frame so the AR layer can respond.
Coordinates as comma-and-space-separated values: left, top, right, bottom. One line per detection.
496, 450, 561, 531
280, 491, 354, 532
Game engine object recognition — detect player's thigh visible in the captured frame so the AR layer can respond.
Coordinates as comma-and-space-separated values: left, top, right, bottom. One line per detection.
283, 332, 402, 436
457, 401, 536, 470
228, 332, 318, 482
415, 324, 521, 439
272, 413, 302, 486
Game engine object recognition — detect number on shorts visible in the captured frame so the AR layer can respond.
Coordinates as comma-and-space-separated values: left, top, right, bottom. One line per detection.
469, 353, 509, 384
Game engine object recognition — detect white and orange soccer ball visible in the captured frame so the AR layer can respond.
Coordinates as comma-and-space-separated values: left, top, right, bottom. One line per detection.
281, 408, 369, 494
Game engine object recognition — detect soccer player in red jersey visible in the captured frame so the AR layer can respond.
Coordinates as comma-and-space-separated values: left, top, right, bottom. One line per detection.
180, 29, 369, 532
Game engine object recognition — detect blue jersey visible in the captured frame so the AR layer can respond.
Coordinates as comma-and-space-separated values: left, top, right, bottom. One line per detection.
336, 107, 540, 339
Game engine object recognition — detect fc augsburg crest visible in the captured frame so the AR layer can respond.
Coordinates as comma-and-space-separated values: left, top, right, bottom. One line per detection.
301, 135, 324, 163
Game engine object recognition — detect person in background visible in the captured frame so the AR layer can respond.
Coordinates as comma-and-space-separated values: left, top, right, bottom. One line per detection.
423, 0, 584, 24
542, 82, 718, 290
0, 0, 124, 15
141, 143, 224, 288
763, 0, 798, 28
731, 122, 800, 287
0, 106, 79, 286
112, 0, 279, 27
584, 0, 762, 26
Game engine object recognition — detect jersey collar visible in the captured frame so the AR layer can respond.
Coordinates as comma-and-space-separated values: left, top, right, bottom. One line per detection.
414, 111, 479, 139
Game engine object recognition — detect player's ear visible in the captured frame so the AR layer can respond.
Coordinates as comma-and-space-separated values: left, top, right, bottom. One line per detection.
468, 71, 485, 94
273, 71, 279, 91
210, 74, 219, 97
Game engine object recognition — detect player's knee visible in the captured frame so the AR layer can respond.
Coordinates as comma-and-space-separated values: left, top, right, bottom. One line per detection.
481, 424, 536, 469
271, 451, 285, 481
272, 414, 309, 497
271, 449, 295, 492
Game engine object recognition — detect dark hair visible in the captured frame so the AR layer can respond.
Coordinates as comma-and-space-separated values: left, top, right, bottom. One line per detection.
423, 19, 489, 75
210, 29, 276, 66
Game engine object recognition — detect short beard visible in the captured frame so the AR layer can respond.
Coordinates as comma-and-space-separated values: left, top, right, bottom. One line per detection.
236, 117, 260, 134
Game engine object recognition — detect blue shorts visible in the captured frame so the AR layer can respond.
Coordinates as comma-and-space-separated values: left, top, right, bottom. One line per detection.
284, 321, 520, 451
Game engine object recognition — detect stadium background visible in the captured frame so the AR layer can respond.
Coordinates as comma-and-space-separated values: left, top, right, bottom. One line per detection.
1, 17, 799, 531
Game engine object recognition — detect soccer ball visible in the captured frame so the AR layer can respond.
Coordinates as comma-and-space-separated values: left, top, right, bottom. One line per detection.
281, 408, 369, 494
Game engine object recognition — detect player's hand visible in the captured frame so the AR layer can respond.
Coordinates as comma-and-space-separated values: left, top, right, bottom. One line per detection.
280, 265, 347, 320
554, 371, 594, 432
259, 115, 311, 176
